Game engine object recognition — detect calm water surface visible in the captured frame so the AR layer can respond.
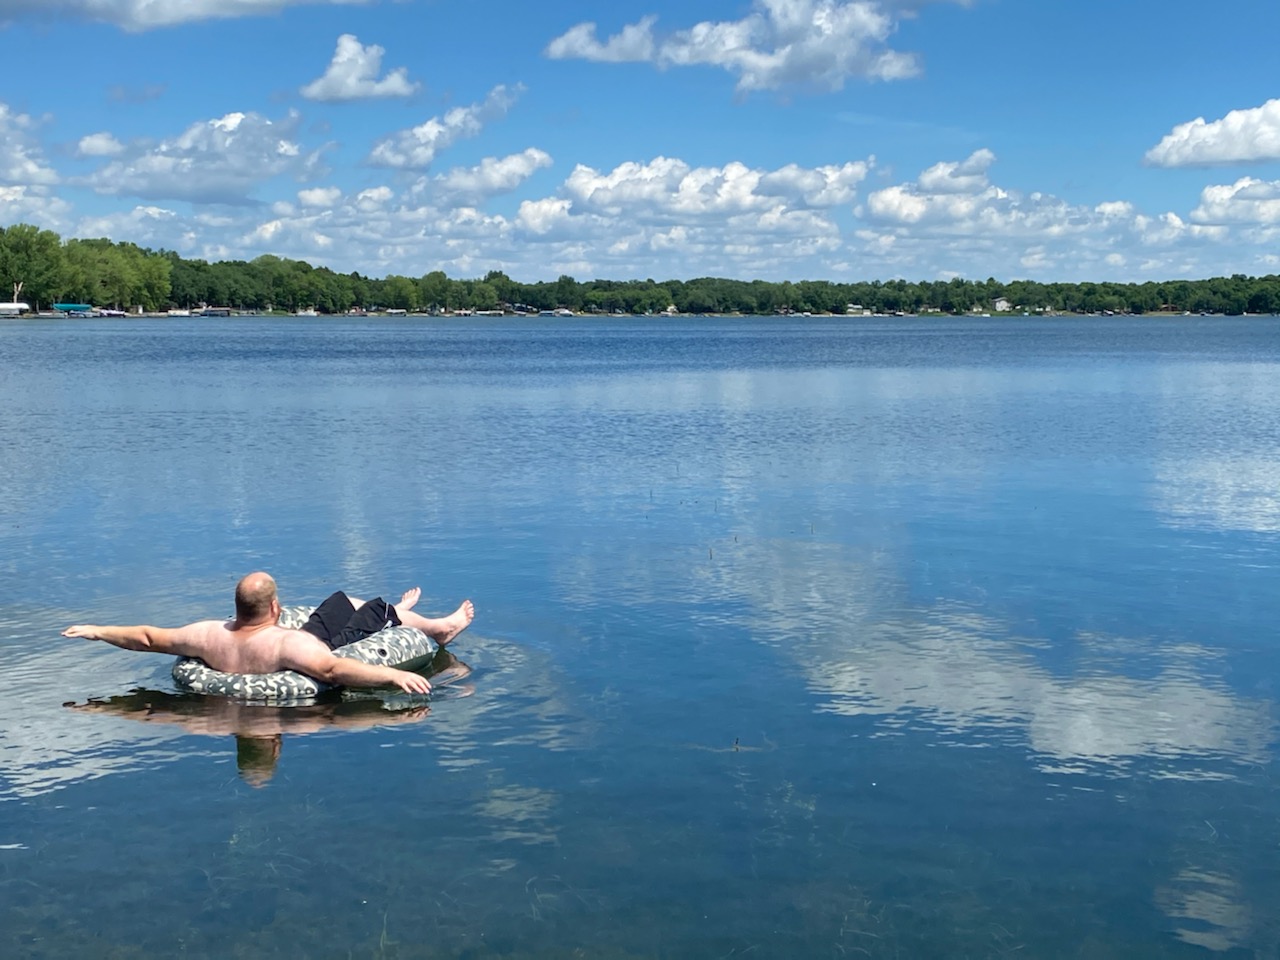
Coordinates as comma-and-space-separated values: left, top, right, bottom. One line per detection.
1, 315, 1278, 957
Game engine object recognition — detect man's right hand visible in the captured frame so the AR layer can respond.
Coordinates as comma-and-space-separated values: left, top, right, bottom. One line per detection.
389, 670, 432, 695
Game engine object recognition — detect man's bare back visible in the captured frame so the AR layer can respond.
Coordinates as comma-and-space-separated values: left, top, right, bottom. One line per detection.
168, 619, 332, 675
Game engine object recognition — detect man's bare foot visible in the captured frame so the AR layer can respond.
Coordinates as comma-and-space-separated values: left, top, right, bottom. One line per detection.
398, 587, 421, 612
436, 600, 474, 646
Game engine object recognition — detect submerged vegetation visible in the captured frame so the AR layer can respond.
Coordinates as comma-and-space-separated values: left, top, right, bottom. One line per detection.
4, 222, 1280, 316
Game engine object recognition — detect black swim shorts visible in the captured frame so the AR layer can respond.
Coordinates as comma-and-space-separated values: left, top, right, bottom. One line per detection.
300, 591, 401, 650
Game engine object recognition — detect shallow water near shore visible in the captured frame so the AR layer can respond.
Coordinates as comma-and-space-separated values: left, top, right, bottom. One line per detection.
2, 314, 1279, 957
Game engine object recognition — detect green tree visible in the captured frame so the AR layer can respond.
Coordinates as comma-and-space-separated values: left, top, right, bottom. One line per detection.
0, 223, 64, 306
483, 269, 516, 307
553, 274, 581, 310
382, 274, 418, 310
418, 270, 449, 311
471, 281, 499, 311
62, 238, 168, 309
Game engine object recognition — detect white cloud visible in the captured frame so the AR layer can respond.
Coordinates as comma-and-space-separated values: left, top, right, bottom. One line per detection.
1146, 98, 1280, 167
561, 155, 871, 220
356, 186, 393, 211
429, 149, 553, 204
516, 197, 574, 236
545, 16, 658, 62
0, 103, 58, 186
0, 0, 375, 32
77, 132, 125, 157
1189, 177, 1280, 226
298, 186, 342, 207
300, 34, 419, 102
916, 147, 995, 194
0, 185, 72, 229
368, 85, 522, 170
866, 149, 1004, 224
83, 110, 326, 204
73, 204, 187, 248
545, 0, 969, 93
758, 160, 873, 206
854, 149, 1237, 280
501, 154, 861, 275
1134, 211, 1225, 245
1095, 200, 1134, 219
250, 219, 285, 242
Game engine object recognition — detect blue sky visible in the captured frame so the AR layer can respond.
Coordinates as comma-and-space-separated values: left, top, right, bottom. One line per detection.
3, 0, 1280, 284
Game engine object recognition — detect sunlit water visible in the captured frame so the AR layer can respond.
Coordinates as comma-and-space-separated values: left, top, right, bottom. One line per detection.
1, 315, 1278, 957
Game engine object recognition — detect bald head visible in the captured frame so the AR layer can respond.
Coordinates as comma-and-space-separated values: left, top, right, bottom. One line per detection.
234, 571, 279, 624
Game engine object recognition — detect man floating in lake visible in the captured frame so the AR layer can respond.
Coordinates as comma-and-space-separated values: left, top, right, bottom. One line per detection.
62, 571, 474, 695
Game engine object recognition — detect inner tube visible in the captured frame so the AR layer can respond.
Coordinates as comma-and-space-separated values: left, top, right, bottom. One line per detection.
172, 605, 438, 702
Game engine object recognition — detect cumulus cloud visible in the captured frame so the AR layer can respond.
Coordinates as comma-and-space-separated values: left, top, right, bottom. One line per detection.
916, 147, 995, 194
0, 0, 374, 31
545, 0, 969, 93
298, 186, 342, 207
865, 149, 1006, 224
83, 110, 326, 204
368, 85, 522, 170
427, 149, 554, 204
758, 160, 874, 206
1146, 99, 1280, 167
853, 148, 1234, 279
355, 186, 393, 211
300, 34, 419, 102
1189, 177, 1280, 225
77, 132, 125, 157
545, 15, 658, 62
72, 204, 187, 248
0, 103, 58, 186
867, 149, 1084, 235
516, 197, 574, 236
505, 154, 863, 274
1131, 211, 1225, 247
561, 155, 872, 220
0, 185, 72, 230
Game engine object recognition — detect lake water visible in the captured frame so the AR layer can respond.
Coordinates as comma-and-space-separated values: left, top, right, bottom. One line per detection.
1, 315, 1278, 957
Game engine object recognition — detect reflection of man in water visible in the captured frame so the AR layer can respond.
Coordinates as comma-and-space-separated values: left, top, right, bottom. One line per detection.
237, 735, 282, 788
69, 667, 470, 786
63, 571, 474, 695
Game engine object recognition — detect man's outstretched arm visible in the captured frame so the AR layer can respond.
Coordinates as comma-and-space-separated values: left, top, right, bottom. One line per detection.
62, 623, 212, 658
278, 639, 432, 695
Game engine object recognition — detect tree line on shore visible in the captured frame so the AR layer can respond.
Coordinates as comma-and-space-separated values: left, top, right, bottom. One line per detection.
4, 222, 1280, 317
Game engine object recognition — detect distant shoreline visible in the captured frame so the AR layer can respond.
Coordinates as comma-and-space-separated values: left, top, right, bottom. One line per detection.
5, 308, 1272, 321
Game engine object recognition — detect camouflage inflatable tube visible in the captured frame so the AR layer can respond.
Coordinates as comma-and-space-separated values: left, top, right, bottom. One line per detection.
171, 605, 438, 702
